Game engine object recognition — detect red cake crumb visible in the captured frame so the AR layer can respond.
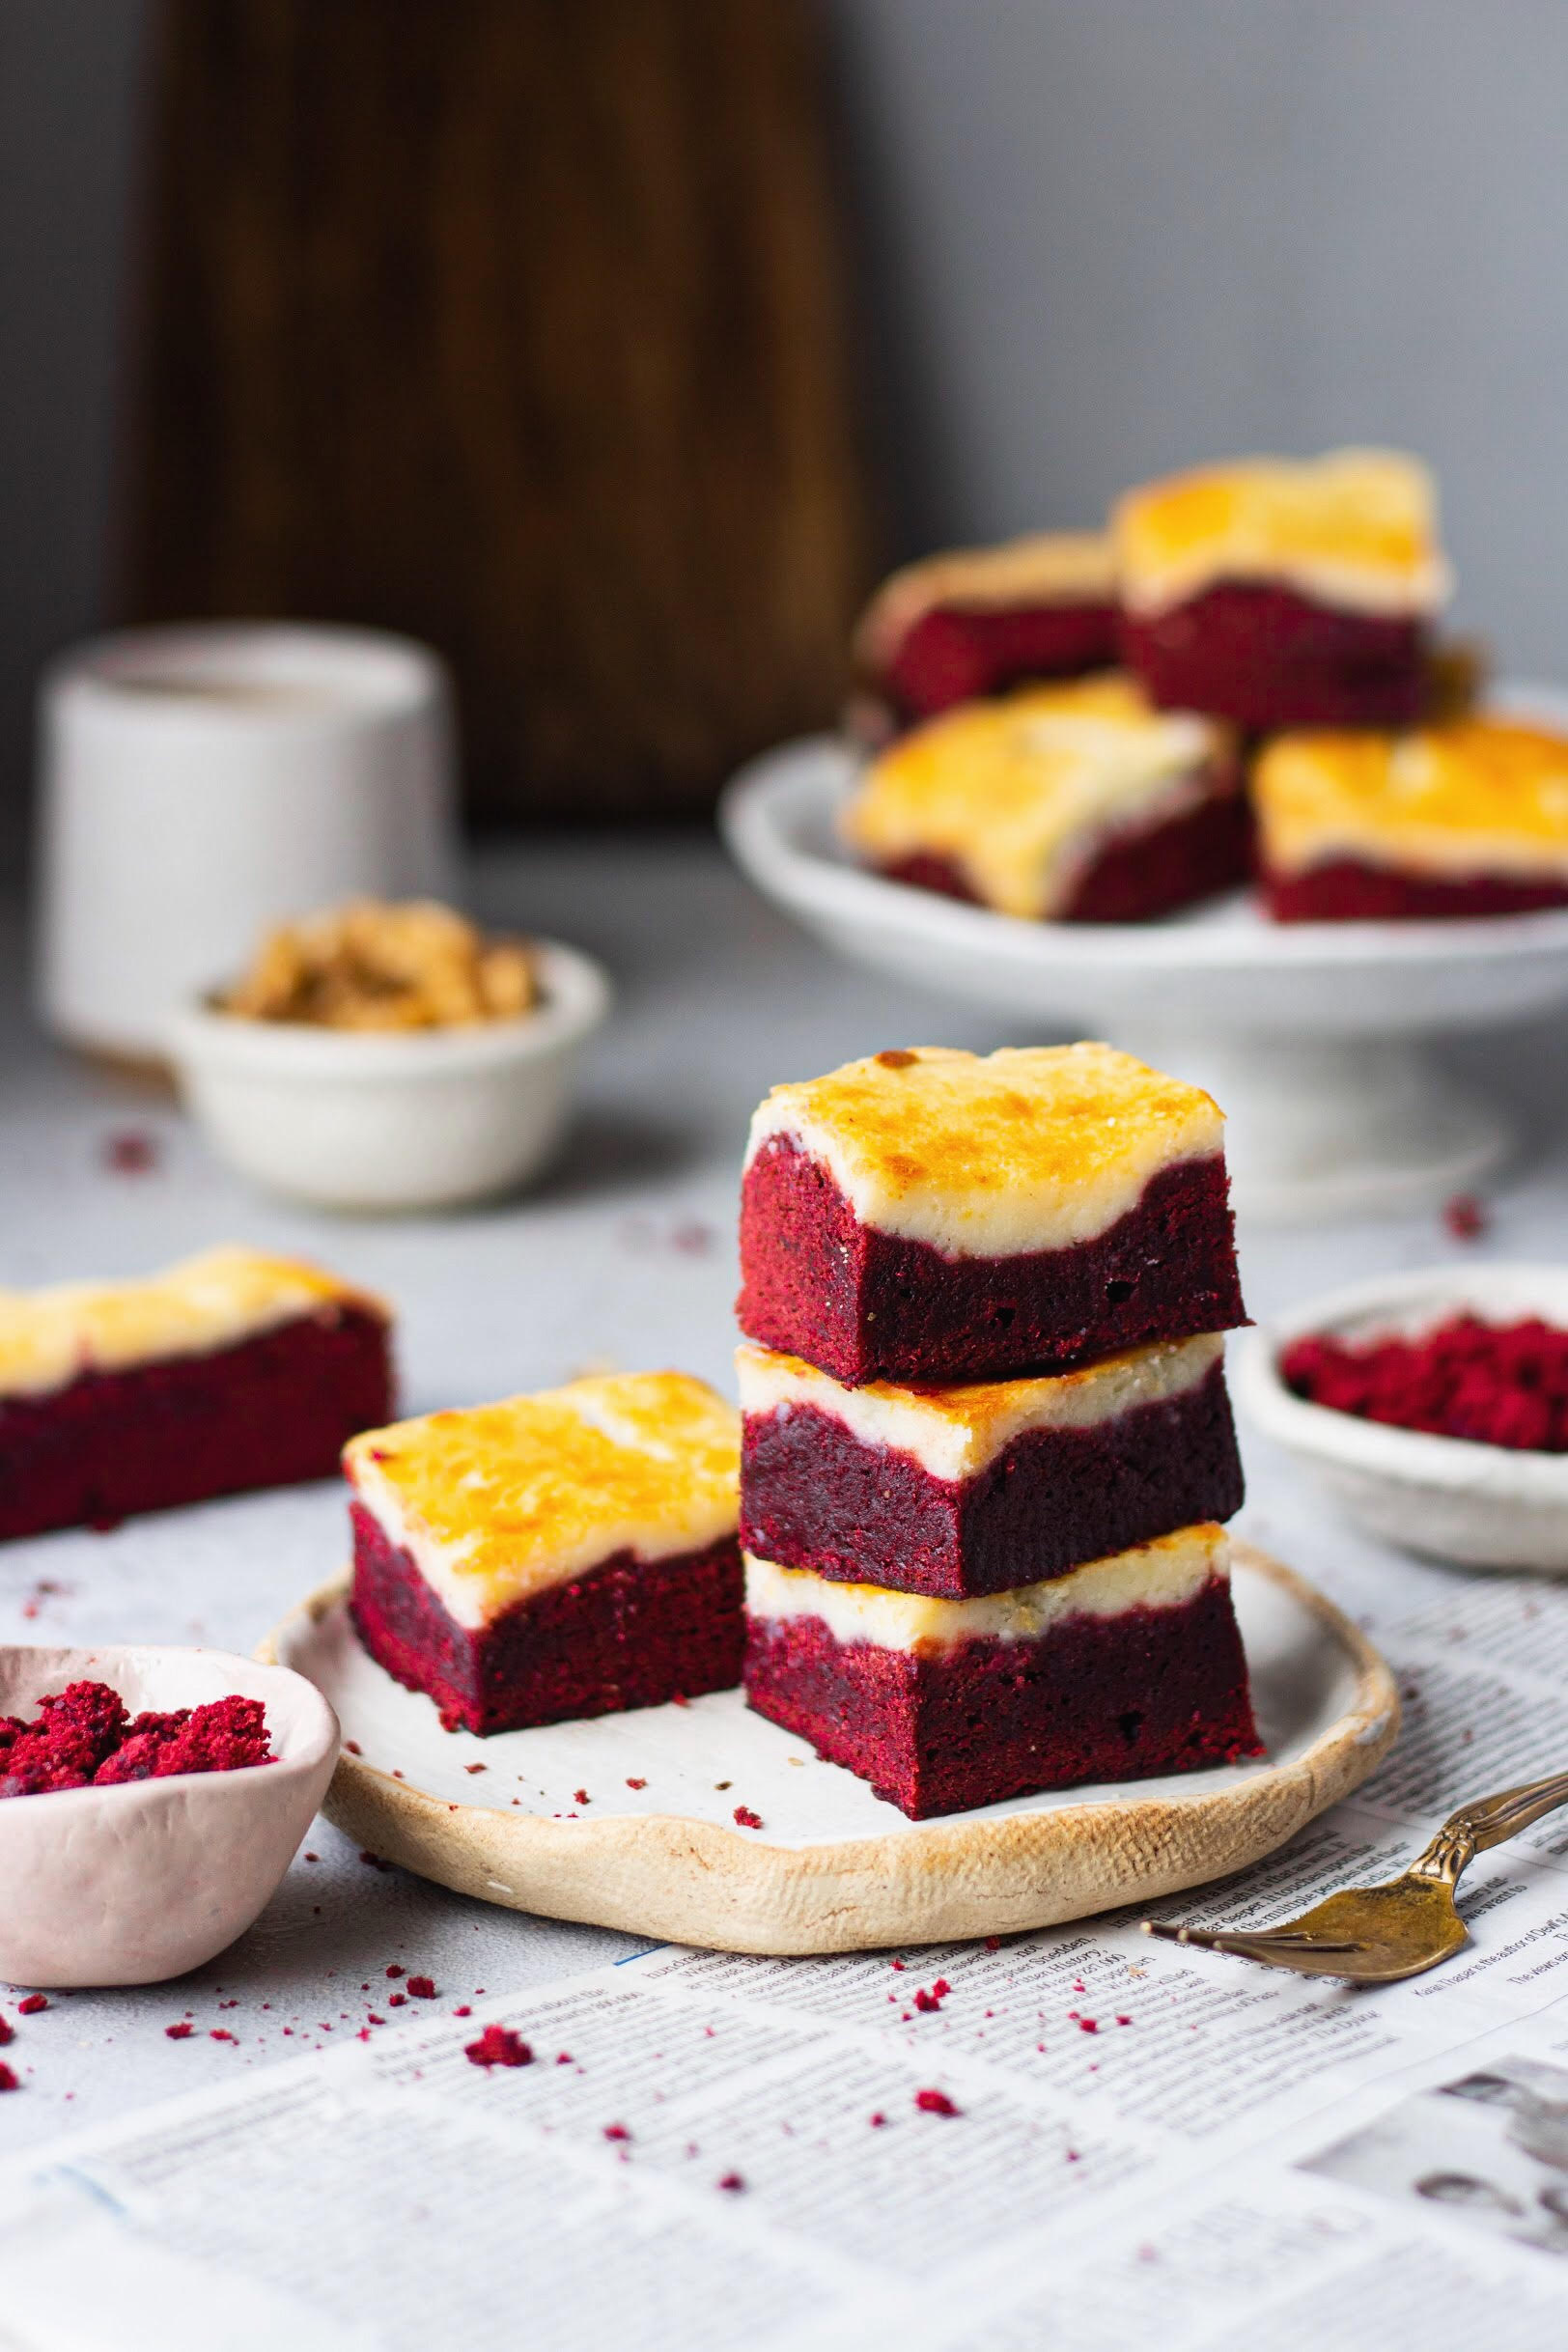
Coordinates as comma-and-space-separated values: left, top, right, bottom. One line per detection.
733, 1805, 764, 1829
913, 1988, 944, 2014
360, 1851, 392, 1869
557, 2051, 574, 2064
914, 2088, 961, 2116
344, 1739, 363, 1755
574, 1790, 591, 1806
16, 1996, 46, 2016
454, 2005, 472, 2018
388, 1994, 406, 2007
0, 2064, 18, 2092
1282, 1315, 1568, 1452
0, 1683, 273, 1799
603, 2122, 631, 2142
385, 1964, 405, 1977
869, 2112, 887, 2127
1443, 1194, 1489, 1242
210, 2029, 236, 2043
627, 1778, 647, 1789
368, 2014, 386, 2027
463, 1762, 487, 1775
717, 2172, 745, 2192
1116, 2015, 1133, 2027
103, 1129, 160, 1176
406, 1976, 436, 2000
465, 2025, 533, 2069
984, 1936, 1000, 1952
165, 2022, 193, 2040
0, 2019, 11, 2046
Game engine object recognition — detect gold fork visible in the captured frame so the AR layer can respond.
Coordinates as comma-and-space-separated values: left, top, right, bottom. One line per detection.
1142, 1769, 1568, 1984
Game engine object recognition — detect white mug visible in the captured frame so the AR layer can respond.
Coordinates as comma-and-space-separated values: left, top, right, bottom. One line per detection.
35, 622, 462, 1060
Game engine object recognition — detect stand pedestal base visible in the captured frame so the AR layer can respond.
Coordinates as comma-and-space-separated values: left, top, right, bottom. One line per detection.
1124, 1033, 1510, 1225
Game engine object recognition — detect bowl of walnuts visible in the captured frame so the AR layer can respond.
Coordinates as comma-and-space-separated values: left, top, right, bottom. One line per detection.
168, 900, 611, 1209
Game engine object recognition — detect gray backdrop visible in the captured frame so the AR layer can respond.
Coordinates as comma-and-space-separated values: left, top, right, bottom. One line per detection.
5, 0, 1567, 877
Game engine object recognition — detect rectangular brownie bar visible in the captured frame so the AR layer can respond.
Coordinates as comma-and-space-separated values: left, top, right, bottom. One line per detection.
738, 1044, 1246, 1386
0, 1246, 392, 1540
841, 673, 1246, 924
737, 1331, 1242, 1598
854, 531, 1118, 724
1255, 716, 1568, 922
344, 1370, 743, 1734
743, 1526, 1260, 1819
1114, 450, 1449, 731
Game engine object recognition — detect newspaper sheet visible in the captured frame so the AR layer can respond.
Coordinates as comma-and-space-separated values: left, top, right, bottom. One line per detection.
5, 1572, 1568, 2350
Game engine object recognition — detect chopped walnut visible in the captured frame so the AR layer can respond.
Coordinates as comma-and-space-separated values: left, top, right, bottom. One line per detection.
220, 900, 538, 1031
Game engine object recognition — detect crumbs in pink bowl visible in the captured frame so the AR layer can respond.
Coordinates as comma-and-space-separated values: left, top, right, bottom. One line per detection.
1282, 1316, 1568, 1453
0, 1682, 274, 1797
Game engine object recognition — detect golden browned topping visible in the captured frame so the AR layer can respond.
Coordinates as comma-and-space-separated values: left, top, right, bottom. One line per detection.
1113, 449, 1450, 617
1254, 715, 1568, 881
220, 900, 536, 1030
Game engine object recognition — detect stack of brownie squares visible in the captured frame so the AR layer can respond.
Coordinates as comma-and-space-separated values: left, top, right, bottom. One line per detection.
735, 1042, 1262, 1818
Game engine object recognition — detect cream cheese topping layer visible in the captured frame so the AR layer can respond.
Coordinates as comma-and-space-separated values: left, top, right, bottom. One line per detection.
0, 1246, 386, 1402
744, 1043, 1226, 1260
737, 1333, 1223, 1484
744, 1525, 1227, 1654
1113, 449, 1451, 620
345, 1371, 740, 1630
841, 675, 1229, 919
1255, 718, 1568, 883
856, 531, 1116, 671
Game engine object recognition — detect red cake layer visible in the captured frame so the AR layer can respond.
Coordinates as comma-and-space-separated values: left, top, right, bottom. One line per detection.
877, 779, 1250, 924
880, 601, 1120, 721
740, 1361, 1243, 1598
738, 1146, 1246, 1386
1263, 858, 1568, 923
743, 1577, 1260, 1817
350, 1503, 745, 1735
1122, 581, 1428, 730
0, 1309, 393, 1542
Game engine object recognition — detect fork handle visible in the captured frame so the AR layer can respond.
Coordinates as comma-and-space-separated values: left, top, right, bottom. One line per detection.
1413, 1768, 1568, 1884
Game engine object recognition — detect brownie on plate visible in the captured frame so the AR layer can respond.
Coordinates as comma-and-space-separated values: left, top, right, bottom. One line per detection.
743, 1525, 1260, 1819
737, 1044, 1246, 1386
737, 1332, 1242, 1598
344, 1371, 742, 1735
1114, 449, 1449, 731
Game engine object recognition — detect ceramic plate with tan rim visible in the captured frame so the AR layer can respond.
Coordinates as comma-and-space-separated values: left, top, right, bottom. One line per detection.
262, 1543, 1397, 1956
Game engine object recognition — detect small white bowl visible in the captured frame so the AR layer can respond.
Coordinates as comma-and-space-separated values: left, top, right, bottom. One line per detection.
0, 1643, 338, 1988
168, 938, 611, 1210
1236, 1262, 1568, 1574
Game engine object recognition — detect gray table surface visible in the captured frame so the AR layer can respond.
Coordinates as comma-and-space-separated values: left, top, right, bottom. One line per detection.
1, 829, 1565, 2157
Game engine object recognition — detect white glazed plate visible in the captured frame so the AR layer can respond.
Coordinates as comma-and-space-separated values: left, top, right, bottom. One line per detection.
266, 1545, 1397, 1956
1236, 1262, 1568, 1573
719, 692, 1568, 1223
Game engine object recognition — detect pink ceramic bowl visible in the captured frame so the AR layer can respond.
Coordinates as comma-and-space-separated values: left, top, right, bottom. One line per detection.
0, 1642, 339, 1989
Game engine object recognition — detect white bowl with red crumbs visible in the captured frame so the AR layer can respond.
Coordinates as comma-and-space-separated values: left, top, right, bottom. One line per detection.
168, 900, 612, 1210
0, 1642, 338, 1988
1237, 1262, 1568, 1572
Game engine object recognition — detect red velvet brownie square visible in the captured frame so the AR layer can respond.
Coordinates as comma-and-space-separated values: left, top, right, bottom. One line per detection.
738, 1044, 1246, 1386
1114, 450, 1450, 730
737, 1331, 1242, 1598
743, 1525, 1260, 1818
0, 1247, 392, 1541
345, 1371, 742, 1734
854, 531, 1118, 726
841, 673, 1246, 923
1255, 716, 1568, 921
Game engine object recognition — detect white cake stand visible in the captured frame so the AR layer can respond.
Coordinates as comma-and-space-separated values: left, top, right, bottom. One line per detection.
719, 692, 1568, 1225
